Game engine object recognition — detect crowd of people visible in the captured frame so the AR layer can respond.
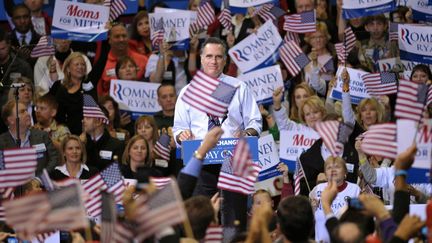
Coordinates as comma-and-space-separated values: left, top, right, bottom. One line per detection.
0, 0, 431, 242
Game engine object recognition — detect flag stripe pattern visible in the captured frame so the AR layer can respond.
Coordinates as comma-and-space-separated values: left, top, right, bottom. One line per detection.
360, 123, 397, 159
283, 10, 316, 33
344, 27, 356, 53
280, 41, 311, 77
0, 147, 37, 188
30, 35, 55, 58
294, 158, 305, 195
320, 58, 334, 73
335, 42, 347, 64
0, 187, 14, 221
135, 181, 187, 241
389, 22, 399, 41
218, 8, 232, 31
149, 176, 172, 189
315, 121, 343, 158
197, 0, 216, 29
104, 0, 127, 21
232, 138, 252, 177
395, 79, 429, 122
101, 193, 116, 243
362, 72, 398, 96
182, 70, 237, 117
217, 144, 261, 195
284, 31, 300, 45
4, 184, 88, 236
204, 225, 223, 243
153, 134, 171, 161
151, 18, 164, 49
83, 94, 109, 124
82, 162, 125, 217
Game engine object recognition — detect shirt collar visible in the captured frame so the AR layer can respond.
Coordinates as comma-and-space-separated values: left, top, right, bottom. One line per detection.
55, 164, 89, 178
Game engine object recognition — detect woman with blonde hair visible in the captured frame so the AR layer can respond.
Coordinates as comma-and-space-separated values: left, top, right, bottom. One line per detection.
49, 135, 98, 180
49, 52, 97, 135
303, 21, 336, 96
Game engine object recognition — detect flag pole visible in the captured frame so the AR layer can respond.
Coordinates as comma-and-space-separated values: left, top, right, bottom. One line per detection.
84, 226, 93, 242
343, 30, 347, 68
298, 157, 311, 193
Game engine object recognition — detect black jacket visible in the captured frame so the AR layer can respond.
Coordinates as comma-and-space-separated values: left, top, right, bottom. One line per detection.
85, 129, 124, 171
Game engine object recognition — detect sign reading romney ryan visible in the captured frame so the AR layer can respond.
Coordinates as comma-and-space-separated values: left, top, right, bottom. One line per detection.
399, 24, 432, 65
229, 20, 283, 74
342, 0, 396, 19
150, 8, 195, 50
52, 1, 109, 42
399, 0, 432, 22
110, 80, 161, 120
238, 65, 284, 105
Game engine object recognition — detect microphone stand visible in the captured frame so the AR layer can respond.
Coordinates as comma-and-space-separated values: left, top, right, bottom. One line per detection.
0, 45, 36, 147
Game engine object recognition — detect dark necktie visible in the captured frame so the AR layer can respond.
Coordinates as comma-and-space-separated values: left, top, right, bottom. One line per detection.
20, 34, 26, 46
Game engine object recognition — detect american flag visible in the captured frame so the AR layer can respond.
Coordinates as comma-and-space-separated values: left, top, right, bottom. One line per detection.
344, 27, 356, 53
38, 169, 55, 191
218, 8, 232, 31
232, 138, 252, 177
104, 0, 127, 21
280, 41, 311, 77
82, 162, 125, 217
284, 31, 300, 45
204, 225, 223, 243
283, 10, 316, 33
0, 187, 14, 221
335, 42, 347, 64
389, 22, 399, 41
182, 70, 237, 117
217, 156, 261, 195
315, 121, 353, 157
149, 176, 172, 189
101, 192, 116, 243
191, 0, 215, 34
360, 123, 397, 159
4, 183, 88, 237
395, 79, 430, 122
30, 35, 55, 58
151, 18, 165, 50
83, 94, 109, 124
253, 4, 285, 23
362, 72, 398, 96
320, 58, 334, 73
294, 158, 305, 196
114, 221, 135, 243
154, 134, 171, 161
135, 180, 187, 241
0, 147, 37, 188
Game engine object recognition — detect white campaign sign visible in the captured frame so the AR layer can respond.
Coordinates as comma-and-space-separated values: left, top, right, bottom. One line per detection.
399, 24, 432, 64
330, 66, 370, 105
279, 128, 320, 171
228, 20, 282, 73
238, 65, 283, 104
229, 0, 274, 8
150, 8, 195, 42
110, 80, 161, 118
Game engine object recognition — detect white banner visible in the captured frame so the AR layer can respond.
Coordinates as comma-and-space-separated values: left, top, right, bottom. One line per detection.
399, 24, 432, 64
150, 8, 195, 42
378, 57, 402, 72
279, 128, 320, 171
52, 1, 109, 42
397, 119, 432, 183
228, 20, 282, 73
110, 80, 161, 119
238, 65, 283, 104
342, 0, 395, 19
229, 0, 274, 8
330, 66, 370, 105
398, 0, 432, 22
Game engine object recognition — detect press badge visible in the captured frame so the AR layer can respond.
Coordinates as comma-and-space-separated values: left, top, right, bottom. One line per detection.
346, 163, 354, 173
106, 68, 116, 77
99, 150, 113, 160
34, 143, 47, 153
155, 159, 168, 168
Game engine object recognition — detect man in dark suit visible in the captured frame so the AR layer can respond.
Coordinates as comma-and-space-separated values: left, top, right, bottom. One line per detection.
9, 4, 41, 66
0, 100, 58, 175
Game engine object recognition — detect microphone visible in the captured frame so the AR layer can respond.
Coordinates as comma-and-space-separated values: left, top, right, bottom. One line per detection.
0, 44, 37, 88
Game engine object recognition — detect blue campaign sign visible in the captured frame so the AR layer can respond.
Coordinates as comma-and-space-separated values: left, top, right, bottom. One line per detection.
182, 137, 259, 165
124, 0, 139, 15
342, 0, 395, 20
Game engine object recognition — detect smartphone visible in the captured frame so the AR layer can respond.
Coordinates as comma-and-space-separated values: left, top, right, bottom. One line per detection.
347, 197, 364, 210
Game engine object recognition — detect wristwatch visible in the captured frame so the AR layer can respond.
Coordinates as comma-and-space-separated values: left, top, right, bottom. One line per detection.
193, 150, 204, 160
